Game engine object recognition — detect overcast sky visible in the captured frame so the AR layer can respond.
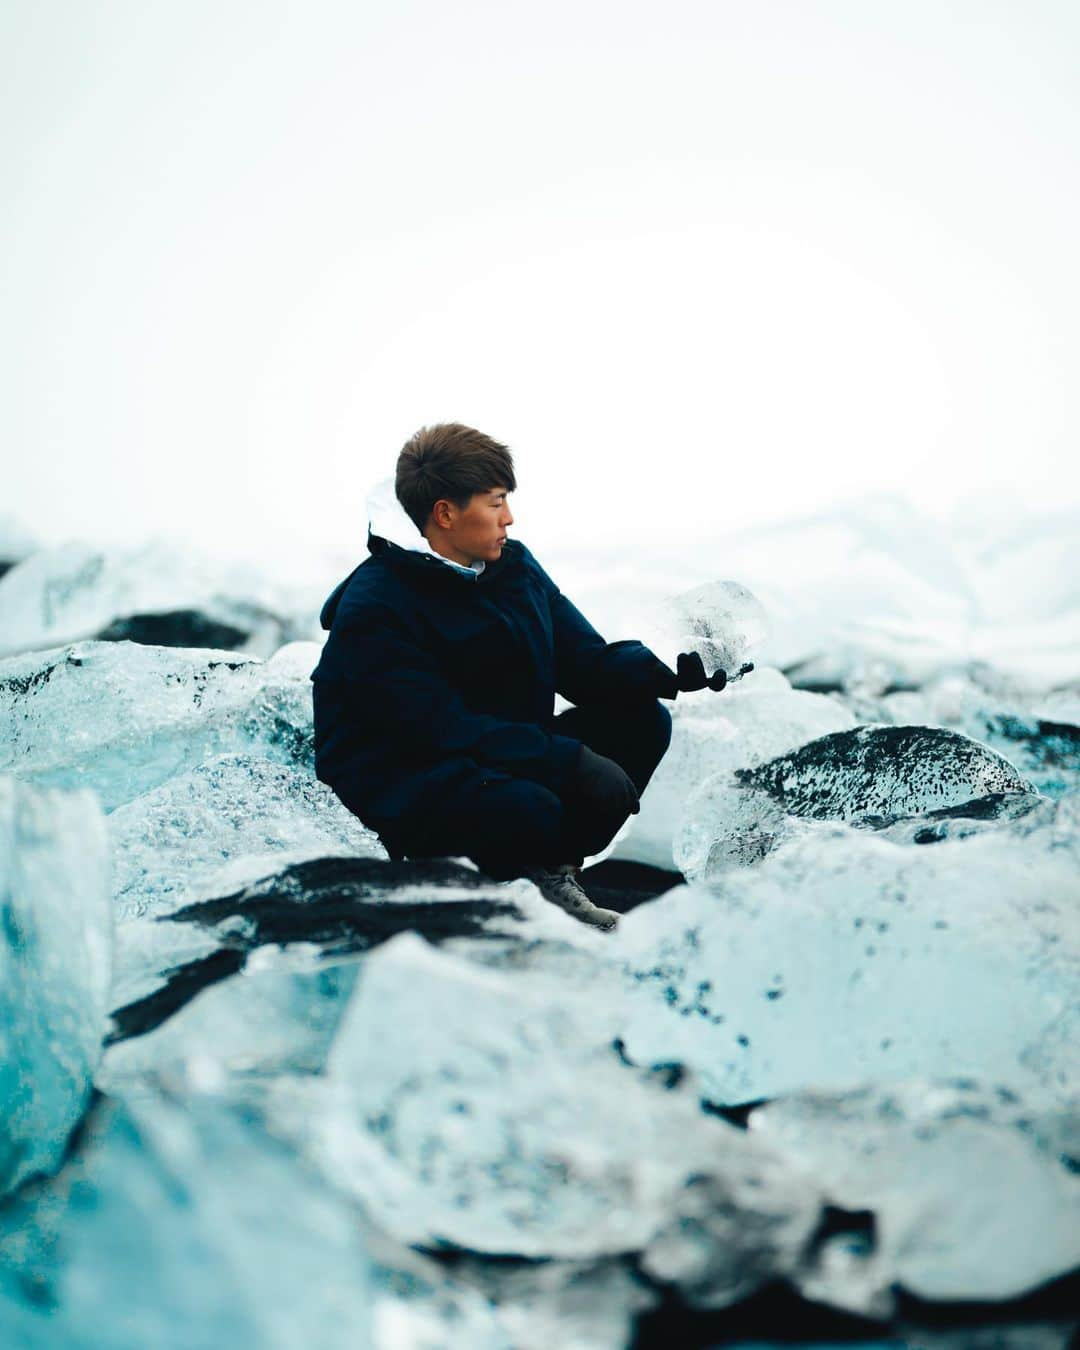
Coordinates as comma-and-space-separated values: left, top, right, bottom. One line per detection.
3, 1, 1078, 568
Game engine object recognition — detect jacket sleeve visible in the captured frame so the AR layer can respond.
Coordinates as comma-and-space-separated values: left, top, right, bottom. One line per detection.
528, 552, 679, 703
316, 603, 585, 793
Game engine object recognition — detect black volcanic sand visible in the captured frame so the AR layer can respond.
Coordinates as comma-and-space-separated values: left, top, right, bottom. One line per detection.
575, 857, 685, 914
630, 1267, 1080, 1347
94, 610, 253, 650
107, 856, 521, 1044
108, 855, 685, 1045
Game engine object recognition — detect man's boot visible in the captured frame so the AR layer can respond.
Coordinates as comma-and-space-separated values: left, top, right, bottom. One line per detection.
522, 863, 620, 930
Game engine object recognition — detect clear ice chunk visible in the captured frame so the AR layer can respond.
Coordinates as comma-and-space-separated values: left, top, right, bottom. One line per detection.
276, 930, 822, 1298
108, 751, 381, 923
617, 820, 1080, 1107
751, 1080, 1080, 1304
0, 777, 112, 1195
645, 578, 769, 677
0, 641, 318, 811
99, 956, 361, 1092
0, 1089, 375, 1348
613, 669, 855, 870
675, 723, 1039, 880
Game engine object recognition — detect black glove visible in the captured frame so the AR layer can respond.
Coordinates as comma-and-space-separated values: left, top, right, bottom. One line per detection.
567, 744, 640, 819
655, 651, 728, 698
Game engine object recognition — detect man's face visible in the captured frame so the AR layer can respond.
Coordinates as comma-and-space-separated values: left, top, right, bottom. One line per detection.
427, 486, 514, 566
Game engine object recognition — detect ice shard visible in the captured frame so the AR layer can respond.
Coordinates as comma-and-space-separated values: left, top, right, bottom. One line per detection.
647, 577, 770, 678
675, 723, 1040, 879
277, 930, 823, 1301
613, 666, 854, 871
0, 1089, 375, 1349
0, 641, 317, 810
0, 777, 111, 1195
617, 820, 1080, 1106
752, 1080, 1080, 1304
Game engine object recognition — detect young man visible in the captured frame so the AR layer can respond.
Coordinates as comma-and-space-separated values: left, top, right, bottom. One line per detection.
310, 423, 721, 930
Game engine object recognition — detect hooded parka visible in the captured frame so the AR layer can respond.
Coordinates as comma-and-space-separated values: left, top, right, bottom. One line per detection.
310, 478, 677, 855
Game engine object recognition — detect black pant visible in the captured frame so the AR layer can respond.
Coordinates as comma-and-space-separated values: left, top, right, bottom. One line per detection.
387, 697, 672, 881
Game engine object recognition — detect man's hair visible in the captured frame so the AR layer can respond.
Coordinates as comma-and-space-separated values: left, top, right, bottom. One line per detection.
395, 423, 517, 533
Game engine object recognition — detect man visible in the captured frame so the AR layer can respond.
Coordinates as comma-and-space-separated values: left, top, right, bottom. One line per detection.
310, 423, 727, 930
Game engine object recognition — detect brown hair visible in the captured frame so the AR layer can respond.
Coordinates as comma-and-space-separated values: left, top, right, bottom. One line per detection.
395, 423, 517, 532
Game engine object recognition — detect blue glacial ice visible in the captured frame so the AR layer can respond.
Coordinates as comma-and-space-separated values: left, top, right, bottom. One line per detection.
0, 777, 111, 1195
0, 640, 320, 810
675, 722, 1043, 876
748, 1080, 1080, 1307
0, 500, 1078, 1345
617, 812, 1080, 1107
264, 931, 823, 1291
0, 1089, 375, 1350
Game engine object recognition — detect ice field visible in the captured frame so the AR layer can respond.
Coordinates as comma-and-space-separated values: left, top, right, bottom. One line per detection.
0, 501, 1078, 1347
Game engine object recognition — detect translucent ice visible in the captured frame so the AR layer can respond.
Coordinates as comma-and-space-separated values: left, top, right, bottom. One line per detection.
0, 777, 111, 1194
617, 822, 1080, 1107
0, 1089, 375, 1349
612, 667, 854, 870
646, 578, 769, 677
108, 752, 381, 923
750, 1080, 1080, 1304
0, 641, 318, 810
0, 538, 317, 661
675, 724, 1039, 880
99, 956, 361, 1092
275, 931, 823, 1299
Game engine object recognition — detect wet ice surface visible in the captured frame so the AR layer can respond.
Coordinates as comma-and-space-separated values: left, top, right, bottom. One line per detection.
675, 722, 1043, 878
0, 1089, 376, 1350
0, 778, 112, 1196
1, 504, 1079, 1347
644, 577, 770, 678
0, 639, 324, 811
619, 818, 1080, 1106
747, 1081, 1080, 1306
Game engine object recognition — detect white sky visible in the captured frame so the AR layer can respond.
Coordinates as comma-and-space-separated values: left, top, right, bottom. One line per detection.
3, 1, 1079, 569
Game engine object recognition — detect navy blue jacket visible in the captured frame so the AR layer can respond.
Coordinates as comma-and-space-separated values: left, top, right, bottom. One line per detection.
310, 526, 677, 848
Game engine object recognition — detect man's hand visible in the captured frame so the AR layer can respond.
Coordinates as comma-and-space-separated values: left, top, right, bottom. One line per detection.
568, 744, 640, 818
673, 651, 728, 692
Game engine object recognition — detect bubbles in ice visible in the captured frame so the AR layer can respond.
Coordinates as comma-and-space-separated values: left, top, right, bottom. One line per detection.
651, 579, 769, 675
